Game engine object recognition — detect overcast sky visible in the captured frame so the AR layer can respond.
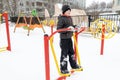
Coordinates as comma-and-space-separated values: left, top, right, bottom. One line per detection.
86, 0, 113, 7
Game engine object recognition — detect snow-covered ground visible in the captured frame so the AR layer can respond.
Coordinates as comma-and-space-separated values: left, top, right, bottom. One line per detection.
0, 22, 120, 80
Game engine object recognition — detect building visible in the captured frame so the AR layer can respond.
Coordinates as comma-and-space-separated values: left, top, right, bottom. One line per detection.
17, 0, 47, 17
0, 0, 2, 13
59, 0, 86, 9
17, 0, 86, 16
113, 0, 120, 14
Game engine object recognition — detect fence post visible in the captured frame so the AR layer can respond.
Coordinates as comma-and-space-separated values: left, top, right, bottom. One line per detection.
2, 12, 11, 51
44, 34, 50, 80
100, 24, 105, 55
88, 15, 91, 28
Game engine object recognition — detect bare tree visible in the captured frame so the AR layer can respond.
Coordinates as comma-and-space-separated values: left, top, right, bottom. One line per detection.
6, 0, 12, 14
46, 0, 57, 17
106, 2, 113, 8
86, 1, 113, 15
99, 2, 106, 10
12, 0, 17, 16
1, 0, 17, 16
86, 1, 99, 15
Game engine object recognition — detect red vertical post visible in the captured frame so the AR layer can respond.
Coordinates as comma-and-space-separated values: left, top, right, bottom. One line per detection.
2, 12, 11, 51
44, 34, 50, 80
51, 25, 53, 34
100, 24, 105, 55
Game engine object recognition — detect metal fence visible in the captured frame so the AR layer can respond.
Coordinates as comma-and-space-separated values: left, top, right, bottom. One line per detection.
45, 14, 120, 32
89, 14, 120, 32
9, 14, 120, 32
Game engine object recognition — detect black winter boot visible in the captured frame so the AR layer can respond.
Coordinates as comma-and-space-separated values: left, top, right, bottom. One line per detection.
60, 61, 69, 74
61, 69, 69, 74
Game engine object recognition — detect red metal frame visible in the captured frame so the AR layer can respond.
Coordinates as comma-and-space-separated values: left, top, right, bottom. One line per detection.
74, 27, 86, 59
1, 12, 11, 51
44, 34, 50, 80
100, 24, 105, 55
44, 27, 85, 80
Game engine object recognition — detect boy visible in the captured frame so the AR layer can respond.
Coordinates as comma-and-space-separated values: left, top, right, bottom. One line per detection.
57, 5, 81, 74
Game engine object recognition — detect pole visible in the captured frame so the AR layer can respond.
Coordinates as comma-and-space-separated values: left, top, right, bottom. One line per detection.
2, 12, 11, 51
100, 24, 105, 55
44, 34, 50, 80
51, 25, 53, 34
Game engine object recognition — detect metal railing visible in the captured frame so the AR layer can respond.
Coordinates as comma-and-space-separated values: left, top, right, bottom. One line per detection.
10, 14, 120, 32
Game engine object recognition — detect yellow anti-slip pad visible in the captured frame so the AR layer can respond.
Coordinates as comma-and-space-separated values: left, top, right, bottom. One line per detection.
0, 47, 7, 52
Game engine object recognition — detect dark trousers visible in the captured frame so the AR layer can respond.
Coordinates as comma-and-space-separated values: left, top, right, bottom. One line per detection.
60, 38, 78, 71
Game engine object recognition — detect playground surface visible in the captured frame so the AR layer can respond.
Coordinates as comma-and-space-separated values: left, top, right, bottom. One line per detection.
0, 22, 120, 80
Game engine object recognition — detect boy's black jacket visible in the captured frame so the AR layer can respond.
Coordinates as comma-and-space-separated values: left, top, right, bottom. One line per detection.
57, 15, 75, 39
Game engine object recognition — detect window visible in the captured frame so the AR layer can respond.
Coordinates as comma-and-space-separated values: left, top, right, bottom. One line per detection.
26, 8, 29, 11
36, 8, 44, 12
20, 3, 23, 6
36, 2, 42, 6
26, 1, 29, 5
32, 2, 34, 6
118, 0, 120, 5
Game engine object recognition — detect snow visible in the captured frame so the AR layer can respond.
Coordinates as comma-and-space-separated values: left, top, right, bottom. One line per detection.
0, 22, 120, 80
